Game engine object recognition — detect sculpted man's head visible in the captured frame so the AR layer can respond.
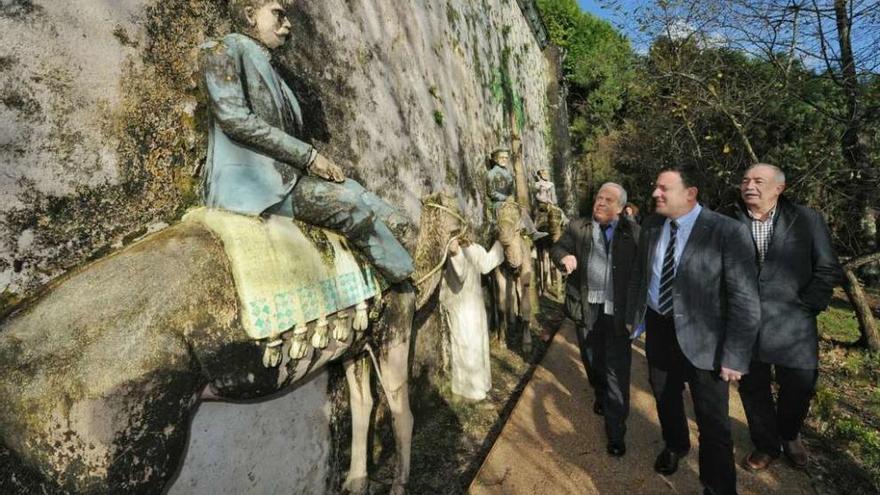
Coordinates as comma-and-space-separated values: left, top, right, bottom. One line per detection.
653, 168, 698, 219
593, 182, 626, 225
741, 163, 785, 213
230, 0, 292, 49
537, 168, 550, 181
491, 149, 510, 168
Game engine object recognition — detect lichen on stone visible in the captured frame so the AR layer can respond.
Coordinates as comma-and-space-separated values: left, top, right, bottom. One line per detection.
295, 220, 336, 268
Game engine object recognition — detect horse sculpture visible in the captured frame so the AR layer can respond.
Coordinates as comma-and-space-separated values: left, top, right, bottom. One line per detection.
0, 203, 452, 495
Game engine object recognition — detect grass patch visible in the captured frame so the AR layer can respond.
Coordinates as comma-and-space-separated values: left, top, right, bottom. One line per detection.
818, 303, 861, 343
807, 289, 880, 493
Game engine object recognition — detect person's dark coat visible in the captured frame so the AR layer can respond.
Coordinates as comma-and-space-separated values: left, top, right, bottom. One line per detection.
730, 196, 843, 369
550, 216, 640, 336
626, 208, 761, 372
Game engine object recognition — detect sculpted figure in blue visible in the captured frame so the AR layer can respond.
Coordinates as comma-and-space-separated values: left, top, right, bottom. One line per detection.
486, 149, 515, 212
199, 0, 414, 283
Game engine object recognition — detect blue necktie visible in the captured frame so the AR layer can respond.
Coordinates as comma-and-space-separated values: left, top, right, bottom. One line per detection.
658, 220, 678, 315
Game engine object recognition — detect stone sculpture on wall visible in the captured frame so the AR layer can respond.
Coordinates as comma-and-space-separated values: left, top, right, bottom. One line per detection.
200, 0, 414, 284
0, 2, 454, 494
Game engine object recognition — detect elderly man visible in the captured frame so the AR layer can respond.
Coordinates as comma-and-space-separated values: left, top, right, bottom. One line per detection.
627, 167, 760, 495
198, 0, 413, 283
551, 183, 639, 456
731, 164, 842, 471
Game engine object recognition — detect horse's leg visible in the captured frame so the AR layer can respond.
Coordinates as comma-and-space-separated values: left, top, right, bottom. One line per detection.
342, 356, 373, 495
376, 285, 415, 495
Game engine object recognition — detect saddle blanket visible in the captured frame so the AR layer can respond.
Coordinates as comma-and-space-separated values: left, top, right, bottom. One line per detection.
183, 207, 382, 340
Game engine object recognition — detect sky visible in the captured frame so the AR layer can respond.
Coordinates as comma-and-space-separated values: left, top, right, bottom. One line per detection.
576, 1, 645, 46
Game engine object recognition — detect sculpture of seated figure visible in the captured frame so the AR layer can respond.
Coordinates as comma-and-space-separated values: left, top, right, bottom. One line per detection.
533, 167, 557, 206
199, 0, 413, 283
485, 148, 546, 241
486, 149, 516, 214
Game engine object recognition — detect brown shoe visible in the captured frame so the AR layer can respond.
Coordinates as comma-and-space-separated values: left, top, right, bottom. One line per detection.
742, 450, 777, 471
783, 438, 809, 467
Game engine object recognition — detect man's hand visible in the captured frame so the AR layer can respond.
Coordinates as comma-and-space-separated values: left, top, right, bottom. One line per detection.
308, 153, 345, 183
719, 367, 742, 383
560, 255, 577, 274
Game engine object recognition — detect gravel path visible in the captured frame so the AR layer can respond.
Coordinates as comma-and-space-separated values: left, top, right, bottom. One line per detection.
470, 318, 816, 494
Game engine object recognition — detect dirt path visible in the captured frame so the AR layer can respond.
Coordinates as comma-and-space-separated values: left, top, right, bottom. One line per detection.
470, 319, 817, 495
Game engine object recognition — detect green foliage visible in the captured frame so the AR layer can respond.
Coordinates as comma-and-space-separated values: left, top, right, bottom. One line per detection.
536, 0, 634, 196
433, 110, 444, 126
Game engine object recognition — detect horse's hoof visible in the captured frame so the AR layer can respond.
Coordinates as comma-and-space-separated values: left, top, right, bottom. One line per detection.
390, 482, 406, 495
342, 475, 369, 494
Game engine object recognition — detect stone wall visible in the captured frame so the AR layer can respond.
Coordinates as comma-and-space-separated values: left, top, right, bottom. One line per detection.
1, 0, 569, 491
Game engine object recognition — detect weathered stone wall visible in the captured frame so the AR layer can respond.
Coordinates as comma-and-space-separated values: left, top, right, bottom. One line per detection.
1, 0, 568, 491
0, 0, 562, 301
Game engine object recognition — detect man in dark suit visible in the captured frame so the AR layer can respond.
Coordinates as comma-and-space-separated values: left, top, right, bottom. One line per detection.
627, 168, 760, 495
551, 183, 640, 457
732, 164, 842, 471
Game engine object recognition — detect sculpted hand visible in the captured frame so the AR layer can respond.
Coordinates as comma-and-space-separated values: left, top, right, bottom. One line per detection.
448, 239, 460, 256
309, 153, 346, 183
560, 255, 577, 274
720, 367, 742, 383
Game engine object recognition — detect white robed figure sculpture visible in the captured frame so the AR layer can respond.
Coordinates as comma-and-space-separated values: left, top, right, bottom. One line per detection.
440, 237, 505, 400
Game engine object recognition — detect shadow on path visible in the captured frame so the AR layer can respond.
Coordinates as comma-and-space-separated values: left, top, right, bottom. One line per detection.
470, 318, 817, 494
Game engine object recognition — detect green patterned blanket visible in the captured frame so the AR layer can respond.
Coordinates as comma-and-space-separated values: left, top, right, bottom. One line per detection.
184, 207, 382, 341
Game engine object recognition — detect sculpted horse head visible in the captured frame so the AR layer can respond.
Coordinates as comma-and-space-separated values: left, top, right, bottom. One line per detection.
0, 202, 449, 495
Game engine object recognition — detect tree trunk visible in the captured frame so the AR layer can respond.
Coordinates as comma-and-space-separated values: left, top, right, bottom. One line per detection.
843, 252, 880, 351
834, 0, 878, 251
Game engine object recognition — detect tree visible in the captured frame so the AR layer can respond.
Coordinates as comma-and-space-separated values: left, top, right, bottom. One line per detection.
610, 0, 880, 349
536, 0, 635, 209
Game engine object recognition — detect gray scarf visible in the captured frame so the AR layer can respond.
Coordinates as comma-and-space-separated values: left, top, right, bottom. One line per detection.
586, 220, 614, 315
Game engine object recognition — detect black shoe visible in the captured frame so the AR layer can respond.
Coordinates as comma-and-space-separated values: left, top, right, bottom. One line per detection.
654, 448, 686, 475
607, 440, 626, 457
593, 400, 605, 416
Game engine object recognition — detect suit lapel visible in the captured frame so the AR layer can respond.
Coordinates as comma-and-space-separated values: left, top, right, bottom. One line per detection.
245, 51, 285, 125
678, 209, 711, 271
643, 219, 663, 286
761, 200, 798, 277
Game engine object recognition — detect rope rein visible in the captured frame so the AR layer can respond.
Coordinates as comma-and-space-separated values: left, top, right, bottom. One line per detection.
412, 203, 470, 286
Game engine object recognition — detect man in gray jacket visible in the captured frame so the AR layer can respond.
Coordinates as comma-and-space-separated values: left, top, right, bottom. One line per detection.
627, 167, 760, 495
551, 183, 639, 457
199, 0, 413, 283
732, 164, 842, 471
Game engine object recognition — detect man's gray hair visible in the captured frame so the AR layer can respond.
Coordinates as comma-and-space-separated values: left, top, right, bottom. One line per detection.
748, 163, 786, 184
599, 182, 627, 208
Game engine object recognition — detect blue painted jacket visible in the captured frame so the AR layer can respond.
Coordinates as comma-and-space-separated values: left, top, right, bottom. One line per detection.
199, 33, 315, 215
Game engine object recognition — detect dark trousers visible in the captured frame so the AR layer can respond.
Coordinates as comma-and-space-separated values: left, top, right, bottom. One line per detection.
645, 309, 736, 495
575, 311, 632, 442
738, 361, 818, 455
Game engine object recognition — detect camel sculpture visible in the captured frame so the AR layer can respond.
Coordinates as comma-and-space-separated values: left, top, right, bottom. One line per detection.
490, 198, 535, 352
0, 202, 455, 495
535, 203, 565, 298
